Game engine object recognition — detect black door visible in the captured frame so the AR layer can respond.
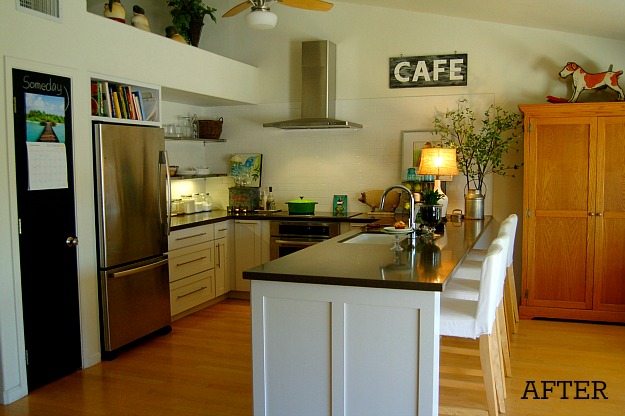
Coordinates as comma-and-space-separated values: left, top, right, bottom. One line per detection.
12, 69, 82, 390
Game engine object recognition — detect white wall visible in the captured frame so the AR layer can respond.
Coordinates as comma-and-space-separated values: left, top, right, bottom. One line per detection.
2, 0, 625, 404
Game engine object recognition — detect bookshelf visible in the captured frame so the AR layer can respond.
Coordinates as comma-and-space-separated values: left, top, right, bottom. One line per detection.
90, 74, 161, 127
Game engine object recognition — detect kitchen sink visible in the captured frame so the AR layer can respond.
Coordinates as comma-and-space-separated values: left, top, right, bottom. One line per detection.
340, 232, 409, 245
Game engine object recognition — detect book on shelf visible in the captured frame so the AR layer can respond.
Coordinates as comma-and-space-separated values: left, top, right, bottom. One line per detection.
91, 79, 157, 122
132, 92, 143, 120
124, 86, 137, 120
111, 91, 122, 118
116, 85, 129, 119
101, 81, 112, 117
90, 81, 99, 116
135, 90, 146, 120
140, 91, 158, 122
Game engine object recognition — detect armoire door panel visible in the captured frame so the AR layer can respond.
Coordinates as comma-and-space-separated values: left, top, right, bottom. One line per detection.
600, 120, 625, 213
594, 218, 625, 311
528, 216, 593, 309
534, 122, 592, 212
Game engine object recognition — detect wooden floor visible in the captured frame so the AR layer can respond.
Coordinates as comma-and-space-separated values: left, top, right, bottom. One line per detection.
1, 299, 624, 416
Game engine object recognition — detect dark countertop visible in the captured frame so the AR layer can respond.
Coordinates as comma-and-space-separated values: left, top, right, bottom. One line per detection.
243, 217, 493, 292
171, 210, 377, 231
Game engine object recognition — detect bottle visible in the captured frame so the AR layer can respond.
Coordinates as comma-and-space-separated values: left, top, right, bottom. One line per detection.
266, 187, 276, 210
259, 188, 267, 211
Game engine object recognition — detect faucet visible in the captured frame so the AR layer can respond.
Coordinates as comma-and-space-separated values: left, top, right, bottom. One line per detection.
380, 185, 416, 231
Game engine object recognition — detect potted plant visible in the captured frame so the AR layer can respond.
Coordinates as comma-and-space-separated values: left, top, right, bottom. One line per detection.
419, 188, 443, 237
419, 188, 443, 206
432, 99, 522, 219
166, 0, 217, 46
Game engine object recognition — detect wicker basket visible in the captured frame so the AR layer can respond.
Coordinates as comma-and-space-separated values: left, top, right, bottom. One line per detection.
198, 117, 223, 140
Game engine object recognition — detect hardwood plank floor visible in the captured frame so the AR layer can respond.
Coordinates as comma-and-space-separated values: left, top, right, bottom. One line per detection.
1, 299, 624, 415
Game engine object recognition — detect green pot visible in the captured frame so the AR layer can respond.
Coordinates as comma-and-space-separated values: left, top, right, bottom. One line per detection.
286, 197, 318, 215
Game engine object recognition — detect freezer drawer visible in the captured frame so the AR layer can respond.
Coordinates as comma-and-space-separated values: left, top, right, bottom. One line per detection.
100, 256, 170, 352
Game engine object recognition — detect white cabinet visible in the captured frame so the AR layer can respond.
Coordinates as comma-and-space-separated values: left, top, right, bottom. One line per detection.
168, 221, 232, 317
234, 220, 270, 292
214, 221, 230, 297
168, 224, 215, 316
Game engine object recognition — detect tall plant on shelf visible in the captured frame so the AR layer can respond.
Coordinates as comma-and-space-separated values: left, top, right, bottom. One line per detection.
432, 99, 523, 196
166, 0, 217, 46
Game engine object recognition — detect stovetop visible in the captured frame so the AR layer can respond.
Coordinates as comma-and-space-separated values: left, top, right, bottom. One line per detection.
259, 211, 361, 220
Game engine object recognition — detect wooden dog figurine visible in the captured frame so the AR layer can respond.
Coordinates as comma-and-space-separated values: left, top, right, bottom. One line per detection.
559, 62, 624, 102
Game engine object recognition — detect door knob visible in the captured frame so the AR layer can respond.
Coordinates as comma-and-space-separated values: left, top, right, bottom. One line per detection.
596, 212, 603, 217
66, 236, 79, 247
589, 212, 595, 216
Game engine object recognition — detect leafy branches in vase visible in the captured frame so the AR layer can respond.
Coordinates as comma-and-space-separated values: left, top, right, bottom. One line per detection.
433, 99, 523, 196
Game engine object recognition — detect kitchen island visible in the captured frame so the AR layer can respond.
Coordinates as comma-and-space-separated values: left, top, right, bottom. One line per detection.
244, 217, 493, 416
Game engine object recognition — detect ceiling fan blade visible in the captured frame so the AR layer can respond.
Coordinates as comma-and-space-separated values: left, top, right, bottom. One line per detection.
278, 0, 333, 12
222, 1, 253, 17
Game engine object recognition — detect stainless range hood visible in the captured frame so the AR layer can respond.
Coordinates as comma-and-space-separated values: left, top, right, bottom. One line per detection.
263, 40, 363, 129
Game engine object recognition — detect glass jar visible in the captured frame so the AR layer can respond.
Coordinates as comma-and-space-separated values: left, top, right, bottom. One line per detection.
179, 116, 191, 138
181, 195, 195, 214
171, 199, 182, 216
203, 193, 213, 212
193, 193, 204, 213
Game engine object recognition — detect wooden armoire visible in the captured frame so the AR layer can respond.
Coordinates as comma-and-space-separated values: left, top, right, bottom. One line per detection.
519, 103, 625, 323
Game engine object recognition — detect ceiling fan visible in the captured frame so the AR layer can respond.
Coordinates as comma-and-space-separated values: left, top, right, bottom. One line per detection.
223, 0, 334, 30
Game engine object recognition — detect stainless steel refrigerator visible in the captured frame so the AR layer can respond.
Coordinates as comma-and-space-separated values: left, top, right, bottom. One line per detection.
93, 123, 171, 355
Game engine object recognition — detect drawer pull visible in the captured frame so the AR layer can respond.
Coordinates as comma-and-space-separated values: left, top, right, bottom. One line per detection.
175, 232, 207, 241
176, 256, 207, 267
217, 228, 228, 232
177, 286, 207, 299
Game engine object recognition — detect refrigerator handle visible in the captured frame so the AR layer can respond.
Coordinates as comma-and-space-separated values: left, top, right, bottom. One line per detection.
160, 150, 172, 236
110, 258, 169, 279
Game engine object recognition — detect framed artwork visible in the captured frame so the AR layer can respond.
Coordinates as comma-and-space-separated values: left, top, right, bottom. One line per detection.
401, 130, 452, 181
333, 195, 347, 217
230, 153, 262, 187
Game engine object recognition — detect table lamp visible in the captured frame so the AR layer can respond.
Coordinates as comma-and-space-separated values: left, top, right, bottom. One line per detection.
417, 147, 458, 218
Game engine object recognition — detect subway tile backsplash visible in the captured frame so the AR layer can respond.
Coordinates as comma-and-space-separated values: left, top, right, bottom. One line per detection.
164, 94, 494, 215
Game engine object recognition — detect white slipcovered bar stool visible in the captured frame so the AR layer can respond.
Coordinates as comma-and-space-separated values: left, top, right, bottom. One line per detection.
439, 242, 508, 416
442, 214, 518, 377
466, 214, 520, 336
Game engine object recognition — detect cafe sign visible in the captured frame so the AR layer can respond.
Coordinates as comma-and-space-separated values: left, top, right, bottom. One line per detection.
389, 53, 468, 89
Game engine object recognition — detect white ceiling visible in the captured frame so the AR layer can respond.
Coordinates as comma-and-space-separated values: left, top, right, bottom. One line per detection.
335, 0, 625, 40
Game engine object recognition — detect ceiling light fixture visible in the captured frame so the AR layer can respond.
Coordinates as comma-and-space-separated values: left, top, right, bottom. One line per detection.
245, 8, 277, 30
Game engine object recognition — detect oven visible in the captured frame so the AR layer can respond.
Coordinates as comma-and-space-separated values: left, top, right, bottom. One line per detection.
270, 221, 341, 260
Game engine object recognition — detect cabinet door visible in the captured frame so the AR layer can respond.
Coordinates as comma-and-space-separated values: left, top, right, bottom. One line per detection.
524, 116, 596, 310
235, 220, 262, 291
594, 118, 625, 312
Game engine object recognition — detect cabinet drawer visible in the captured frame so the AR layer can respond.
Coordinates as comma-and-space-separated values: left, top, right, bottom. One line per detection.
215, 220, 229, 240
170, 270, 214, 316
168, 241, 214, 283
168, 224, 214, 251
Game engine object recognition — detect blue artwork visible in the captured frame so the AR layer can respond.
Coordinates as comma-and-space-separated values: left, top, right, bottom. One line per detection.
230, 153, 262, 187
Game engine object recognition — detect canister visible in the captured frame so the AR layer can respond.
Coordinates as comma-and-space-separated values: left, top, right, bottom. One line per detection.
171, 199, 181, 216
181, 195, 195, 214
464, 189, 484, 219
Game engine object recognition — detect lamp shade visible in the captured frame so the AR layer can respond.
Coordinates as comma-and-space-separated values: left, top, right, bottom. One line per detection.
245, 10, 277, 29
417, 147, 459, 177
